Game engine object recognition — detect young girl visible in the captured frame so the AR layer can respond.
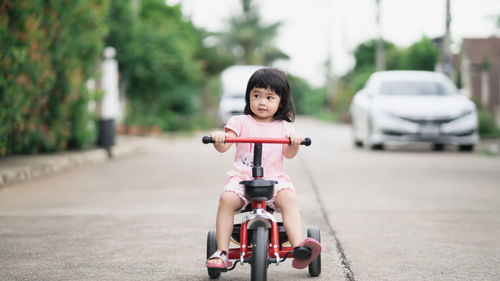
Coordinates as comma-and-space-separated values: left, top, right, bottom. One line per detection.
206, 67, 321, 270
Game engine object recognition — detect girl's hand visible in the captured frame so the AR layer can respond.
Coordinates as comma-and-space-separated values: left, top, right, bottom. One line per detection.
210, 131, 226, 144
286, 132, 304, 146
210, 130, 237, 153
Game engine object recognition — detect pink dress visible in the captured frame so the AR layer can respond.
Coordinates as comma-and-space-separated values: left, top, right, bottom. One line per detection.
223, 115, 296, 211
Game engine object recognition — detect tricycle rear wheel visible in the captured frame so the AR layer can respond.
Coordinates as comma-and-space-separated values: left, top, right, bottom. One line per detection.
251, 226, 269, 281
206, 229, 221, 279
307, 227, 321, 276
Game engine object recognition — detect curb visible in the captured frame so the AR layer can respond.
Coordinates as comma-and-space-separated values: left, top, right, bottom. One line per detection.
0, 136, 143, 189
476, 138, 500, 155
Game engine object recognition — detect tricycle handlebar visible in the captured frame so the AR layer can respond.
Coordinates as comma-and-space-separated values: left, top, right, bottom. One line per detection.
202, 136, 311, 146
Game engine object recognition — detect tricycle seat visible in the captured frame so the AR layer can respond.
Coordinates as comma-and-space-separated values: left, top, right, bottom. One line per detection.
240, 179, 277, 201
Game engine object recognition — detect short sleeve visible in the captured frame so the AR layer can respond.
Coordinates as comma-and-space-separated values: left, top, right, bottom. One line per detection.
225, 115, 242, 136
283, 121, 295, 136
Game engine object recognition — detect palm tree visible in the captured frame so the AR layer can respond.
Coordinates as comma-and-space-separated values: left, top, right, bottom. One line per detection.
218, 0, 289, 65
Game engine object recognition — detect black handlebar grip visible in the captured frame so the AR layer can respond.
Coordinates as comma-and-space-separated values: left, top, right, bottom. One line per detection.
301, 138, 312, 146
202, 136, 215, 144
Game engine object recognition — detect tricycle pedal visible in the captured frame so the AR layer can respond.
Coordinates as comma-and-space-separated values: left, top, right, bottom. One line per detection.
293, 246, 312, 260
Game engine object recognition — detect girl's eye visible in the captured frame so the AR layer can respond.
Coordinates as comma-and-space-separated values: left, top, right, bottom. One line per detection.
267, 96, 274, 100
253, 94, 260, 98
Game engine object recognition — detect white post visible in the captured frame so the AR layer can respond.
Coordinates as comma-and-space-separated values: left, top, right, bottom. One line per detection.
375, 0, 385, 71
442, 0, 453, 77
98, 47, 120, 157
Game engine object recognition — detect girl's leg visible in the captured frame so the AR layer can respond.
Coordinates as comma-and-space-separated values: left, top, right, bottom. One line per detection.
207, 191, 244, 265
274, 189, 303, 247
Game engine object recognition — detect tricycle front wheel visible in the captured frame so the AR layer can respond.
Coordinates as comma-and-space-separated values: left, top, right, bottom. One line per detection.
251, 226, 269, 281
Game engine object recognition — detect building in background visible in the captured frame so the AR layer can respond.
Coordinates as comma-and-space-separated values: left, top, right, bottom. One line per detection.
461, 37, 500, 125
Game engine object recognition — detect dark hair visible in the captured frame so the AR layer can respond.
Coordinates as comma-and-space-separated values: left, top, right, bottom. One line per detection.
243, 67, 296, 122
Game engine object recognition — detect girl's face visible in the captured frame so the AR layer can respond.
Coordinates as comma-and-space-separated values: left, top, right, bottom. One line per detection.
249, 87, 281, 123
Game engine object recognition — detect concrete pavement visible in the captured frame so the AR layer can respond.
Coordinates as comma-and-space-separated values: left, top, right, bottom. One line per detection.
294, 118, 500, 281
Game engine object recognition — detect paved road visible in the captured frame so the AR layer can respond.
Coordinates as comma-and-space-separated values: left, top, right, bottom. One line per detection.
295, 118, 500, 281
1, 118, 499, 281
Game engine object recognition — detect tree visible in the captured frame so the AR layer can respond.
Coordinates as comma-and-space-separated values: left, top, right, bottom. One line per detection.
105, 0, 234, 131
398, 36, 438, 71
288, 75, 326, 115
352, 39, 398, 73
217, 0, 289, 65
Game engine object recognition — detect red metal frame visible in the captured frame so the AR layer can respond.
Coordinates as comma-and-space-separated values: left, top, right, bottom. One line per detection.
225, 202, 295, 261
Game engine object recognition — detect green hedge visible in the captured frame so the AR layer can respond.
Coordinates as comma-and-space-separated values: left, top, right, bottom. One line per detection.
478, 109, 500, 138
0, 0, 109, 155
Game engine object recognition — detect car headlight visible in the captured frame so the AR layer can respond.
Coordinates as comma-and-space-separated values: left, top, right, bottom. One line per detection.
441, 108, 477, 134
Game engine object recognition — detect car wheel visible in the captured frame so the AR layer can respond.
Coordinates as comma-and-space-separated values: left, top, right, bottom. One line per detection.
458, 144, 474, 152
366, 117, 383, 150
371, 143, 384, 150
354, 140, 363, 148
351, 118, 363, 148
433, 143, 445, 151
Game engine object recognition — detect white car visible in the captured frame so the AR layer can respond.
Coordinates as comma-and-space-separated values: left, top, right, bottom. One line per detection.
349, 71, 478, 151
218, 65, 264, 124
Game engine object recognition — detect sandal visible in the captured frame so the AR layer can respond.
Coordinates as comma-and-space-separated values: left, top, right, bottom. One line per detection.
292, 238, 321, 269
206, 250, 233, 269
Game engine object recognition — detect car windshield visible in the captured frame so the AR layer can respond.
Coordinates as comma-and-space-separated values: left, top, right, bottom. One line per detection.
380, 81, 448, 96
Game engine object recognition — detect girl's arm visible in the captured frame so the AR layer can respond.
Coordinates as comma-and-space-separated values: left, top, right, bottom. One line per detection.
211, 130, 237, 153
283, 132, 304, 159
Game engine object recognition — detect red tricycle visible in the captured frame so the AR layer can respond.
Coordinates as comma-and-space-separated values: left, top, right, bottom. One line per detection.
202, 136, 321, 280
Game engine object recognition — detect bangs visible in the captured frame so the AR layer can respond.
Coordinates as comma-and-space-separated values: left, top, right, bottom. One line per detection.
247, 69, 289, 97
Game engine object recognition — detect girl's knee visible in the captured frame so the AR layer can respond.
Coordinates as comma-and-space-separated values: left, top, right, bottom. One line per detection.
275, 189, 297, 208
220, 191, 244, 209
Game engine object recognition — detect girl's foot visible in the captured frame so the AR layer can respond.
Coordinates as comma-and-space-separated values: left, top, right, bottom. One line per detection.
292, 238, 321, 269
206, 250, 232, 269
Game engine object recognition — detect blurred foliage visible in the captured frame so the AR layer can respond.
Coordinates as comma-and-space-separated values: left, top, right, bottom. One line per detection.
0, 0, 109, 155
398, 37, 438, 71
216, 0, 288, 65
106, 0, 234, 131
352, 39, 397, 74
332, 37, 440, 123
478, 108, 500, 138
199, 74, 223, 125
288, 75, 327, 116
